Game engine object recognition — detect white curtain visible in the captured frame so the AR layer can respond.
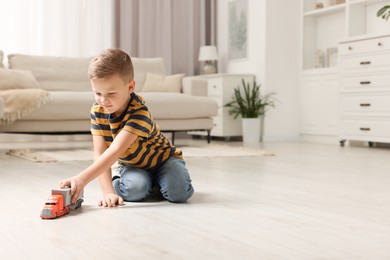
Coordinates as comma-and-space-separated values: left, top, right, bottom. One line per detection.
0, 0, 216, 74
0, 0, 115, 59
116, 0, 216, 75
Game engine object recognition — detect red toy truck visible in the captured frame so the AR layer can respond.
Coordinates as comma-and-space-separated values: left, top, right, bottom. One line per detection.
40, 187, 83, 219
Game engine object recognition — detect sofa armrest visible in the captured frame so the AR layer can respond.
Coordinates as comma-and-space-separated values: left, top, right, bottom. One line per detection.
182, 77, 208, 96
0, 97, 4, 118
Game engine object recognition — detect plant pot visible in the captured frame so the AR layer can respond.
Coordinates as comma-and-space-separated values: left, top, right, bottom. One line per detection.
242, 117, 261, 143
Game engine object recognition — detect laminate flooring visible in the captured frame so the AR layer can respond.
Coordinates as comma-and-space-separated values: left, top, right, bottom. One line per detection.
0, 138, 389, 260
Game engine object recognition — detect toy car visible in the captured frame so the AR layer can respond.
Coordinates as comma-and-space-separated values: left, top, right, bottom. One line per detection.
40, 187, 83, 219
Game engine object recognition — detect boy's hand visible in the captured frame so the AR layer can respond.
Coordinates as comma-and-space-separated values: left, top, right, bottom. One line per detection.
59, 176, 86, 204
98, 193, 124, 207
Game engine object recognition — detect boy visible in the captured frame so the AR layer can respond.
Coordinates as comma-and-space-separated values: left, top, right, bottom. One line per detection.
59, 48, 194, 207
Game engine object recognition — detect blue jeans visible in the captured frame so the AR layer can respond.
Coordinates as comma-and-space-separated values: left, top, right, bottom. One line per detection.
113, 157, 194, 203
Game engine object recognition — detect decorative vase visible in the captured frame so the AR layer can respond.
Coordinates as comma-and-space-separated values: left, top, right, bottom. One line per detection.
242, 118, 261, 143
314, 49, 324, 68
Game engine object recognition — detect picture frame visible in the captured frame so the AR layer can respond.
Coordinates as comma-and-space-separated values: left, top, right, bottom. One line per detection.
228, 0, 248, 60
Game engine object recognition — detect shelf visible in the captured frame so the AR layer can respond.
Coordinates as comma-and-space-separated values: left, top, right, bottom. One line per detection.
349, 0, 387, 6
340, 31, 390, 43
301, 0, 389, 70
301, 67, 339, 76
304, 4, 346, 17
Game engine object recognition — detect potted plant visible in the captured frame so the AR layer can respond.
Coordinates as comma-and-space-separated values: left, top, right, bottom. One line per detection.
225, 79, 276, 143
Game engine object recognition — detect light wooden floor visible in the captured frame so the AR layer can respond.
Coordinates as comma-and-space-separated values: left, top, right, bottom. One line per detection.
1, 137, 390, 259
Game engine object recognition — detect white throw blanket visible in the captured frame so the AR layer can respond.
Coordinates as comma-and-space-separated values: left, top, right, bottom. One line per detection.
0, 88, 51, 125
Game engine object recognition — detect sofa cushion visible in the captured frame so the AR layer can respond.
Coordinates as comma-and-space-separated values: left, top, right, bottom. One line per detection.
0, 69, 40, 90
132, 57, 165, 92
8, 54, 91, 91
23, 91, 95, 120
139, 92, 218, 119
141, 73, 185, 93
0, 51, 4, 68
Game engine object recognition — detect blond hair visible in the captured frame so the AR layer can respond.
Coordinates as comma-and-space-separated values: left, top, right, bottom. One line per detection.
88, 48, 134, 82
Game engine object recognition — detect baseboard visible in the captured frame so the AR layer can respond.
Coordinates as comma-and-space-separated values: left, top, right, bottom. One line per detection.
262, 134, 301, 142
299, 134, 340, 145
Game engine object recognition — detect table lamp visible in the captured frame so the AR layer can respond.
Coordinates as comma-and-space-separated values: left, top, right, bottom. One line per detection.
198, 45, 218, 74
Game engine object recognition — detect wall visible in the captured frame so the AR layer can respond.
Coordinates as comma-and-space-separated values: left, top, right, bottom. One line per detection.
217, 0, 300, 141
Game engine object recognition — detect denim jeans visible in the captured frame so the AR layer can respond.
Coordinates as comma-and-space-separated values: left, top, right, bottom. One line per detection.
113, 157, 194, 203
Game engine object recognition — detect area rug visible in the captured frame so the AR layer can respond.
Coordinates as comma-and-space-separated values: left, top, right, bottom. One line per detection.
6, 149, 94, 163
6, 145, 274, 163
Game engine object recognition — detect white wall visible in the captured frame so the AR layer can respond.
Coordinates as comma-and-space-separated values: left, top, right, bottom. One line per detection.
217, 0, 300, 141
264, 0, 301, 141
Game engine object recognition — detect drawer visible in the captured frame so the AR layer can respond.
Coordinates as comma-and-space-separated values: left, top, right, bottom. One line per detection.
339, 36, 390, 56
211, 116, 223, 135
340, 74, 390, 92
341, 95, 390, 116
340, 120, 390, 139
207, 78, 223, 97
209, 97, 224, 116
340, 53, 390, 71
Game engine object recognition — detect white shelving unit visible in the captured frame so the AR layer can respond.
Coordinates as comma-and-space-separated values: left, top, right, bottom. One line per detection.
339, 34, 390, 146
300, 0, 390, 140
300, 68, 340, 137
302, 0, 390, 71
302, 0, 347, 71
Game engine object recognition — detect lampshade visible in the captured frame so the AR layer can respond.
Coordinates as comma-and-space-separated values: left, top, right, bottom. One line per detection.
198, 45, 218, 61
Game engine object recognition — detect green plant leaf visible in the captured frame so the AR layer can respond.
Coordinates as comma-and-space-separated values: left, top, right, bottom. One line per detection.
377, 5, 390, 21
224, 79, 276, 119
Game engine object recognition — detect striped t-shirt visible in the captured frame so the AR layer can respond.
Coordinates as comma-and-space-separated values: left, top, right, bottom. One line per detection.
90, 92, 183, 170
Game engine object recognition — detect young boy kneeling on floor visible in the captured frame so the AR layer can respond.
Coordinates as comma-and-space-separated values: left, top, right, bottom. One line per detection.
59, 48, 194, 206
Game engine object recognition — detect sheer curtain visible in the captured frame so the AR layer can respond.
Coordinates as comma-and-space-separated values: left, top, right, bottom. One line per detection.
116, 0, 216, 75
0, 0, 115, 59
0, 0, 215, 74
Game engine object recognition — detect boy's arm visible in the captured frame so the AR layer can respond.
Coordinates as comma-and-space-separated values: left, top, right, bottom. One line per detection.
93, 135, 122, 206
59, 130, 138, 204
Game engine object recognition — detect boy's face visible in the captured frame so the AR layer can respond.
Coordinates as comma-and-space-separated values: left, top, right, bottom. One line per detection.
91, 73, 135, 117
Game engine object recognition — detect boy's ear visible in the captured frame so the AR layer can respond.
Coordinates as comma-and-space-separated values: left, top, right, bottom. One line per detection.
128, 80, 135, 92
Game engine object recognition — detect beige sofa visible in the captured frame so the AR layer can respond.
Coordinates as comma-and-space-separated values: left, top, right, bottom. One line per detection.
0, 51, 218, 143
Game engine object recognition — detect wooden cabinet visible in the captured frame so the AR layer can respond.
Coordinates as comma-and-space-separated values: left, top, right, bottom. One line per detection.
300, 0, 390, 141
300, 70, 340, 136
301, 0, 389, 71
188, 74, 255, 138
339, 34, 390, 146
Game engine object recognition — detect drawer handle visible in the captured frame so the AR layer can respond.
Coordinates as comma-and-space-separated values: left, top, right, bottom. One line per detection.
213, 85, 217, 89
348, 46, 353, 51
360, 127, 371, 131
360, 61, 371, 65
378, 42, 383, 47
360, 103, 371, 107
360, 81, 371, 85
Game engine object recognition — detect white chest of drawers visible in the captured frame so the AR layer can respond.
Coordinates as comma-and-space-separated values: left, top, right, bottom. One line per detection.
339, 34, 390, 147
188, 74, 255, 138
